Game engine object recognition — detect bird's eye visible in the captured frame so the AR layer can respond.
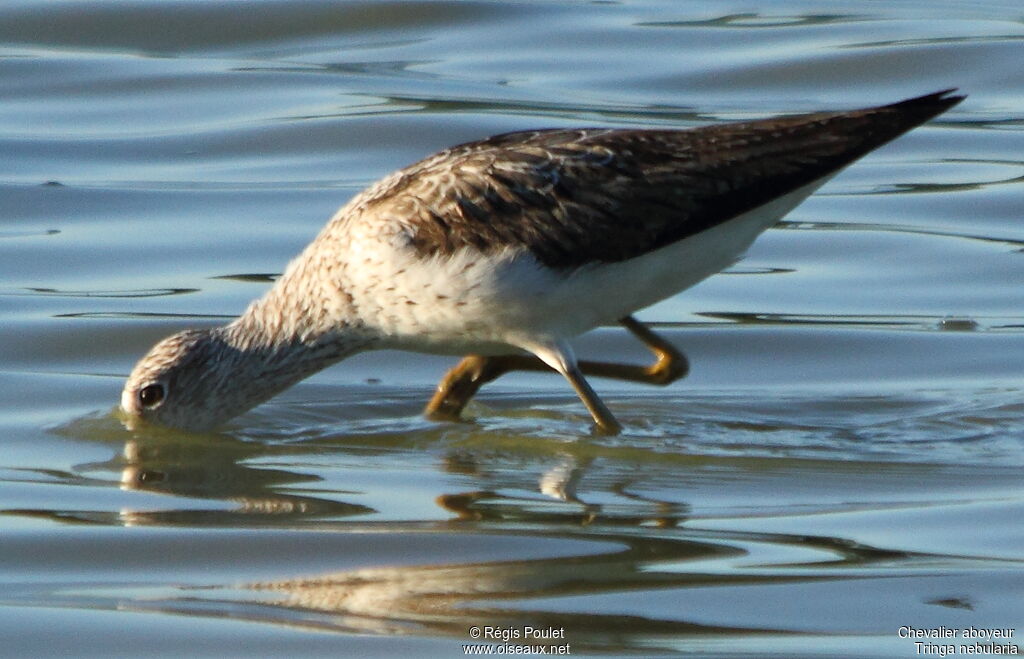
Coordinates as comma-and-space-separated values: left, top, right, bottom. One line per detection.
138, 384, 165, 408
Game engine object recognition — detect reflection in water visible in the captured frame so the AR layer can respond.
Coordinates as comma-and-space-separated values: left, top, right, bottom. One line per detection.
242, 531, 774, 649
27, 419, 374, 526
236, 513, 951, 651
19, 287, 199, 298
55, 311, 232, 321
700, 310, 996, 331
779, 217, 1024, 249
9, 403, 1022, 652
637, 13, 860, 30
117, 434, 374, 525
0, 228, 60, 239
360, 93, 707, 126
211, 273, 279, 284
261, 89, 710, 129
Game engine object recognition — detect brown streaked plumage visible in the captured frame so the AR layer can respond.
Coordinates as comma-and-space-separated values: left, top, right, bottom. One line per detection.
121, 90, 963, 434
363, 90, 963, 267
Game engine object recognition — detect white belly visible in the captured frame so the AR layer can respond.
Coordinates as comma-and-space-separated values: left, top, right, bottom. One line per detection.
536, 177, 832, 336
344, 176, 831, 355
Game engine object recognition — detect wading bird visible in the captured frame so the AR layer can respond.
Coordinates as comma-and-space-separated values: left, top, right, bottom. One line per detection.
122, 90, 963, 434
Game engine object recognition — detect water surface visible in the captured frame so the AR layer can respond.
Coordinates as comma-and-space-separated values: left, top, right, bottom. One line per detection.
1, 1, 1022, 656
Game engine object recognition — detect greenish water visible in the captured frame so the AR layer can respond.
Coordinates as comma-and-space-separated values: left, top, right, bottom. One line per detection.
1, 1, 1022, 657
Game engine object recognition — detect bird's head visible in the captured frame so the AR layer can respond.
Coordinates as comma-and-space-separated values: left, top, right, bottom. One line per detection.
120, 328, 254, 432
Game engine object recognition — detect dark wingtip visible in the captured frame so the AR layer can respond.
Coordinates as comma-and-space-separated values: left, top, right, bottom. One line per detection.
852, 89, 964, 141
885, 88, 966, 114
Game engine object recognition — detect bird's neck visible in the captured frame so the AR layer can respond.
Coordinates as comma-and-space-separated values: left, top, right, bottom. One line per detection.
219, 264, 375, 386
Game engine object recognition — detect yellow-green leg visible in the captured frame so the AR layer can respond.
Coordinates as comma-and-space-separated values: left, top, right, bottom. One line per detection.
424, 315, 688, 432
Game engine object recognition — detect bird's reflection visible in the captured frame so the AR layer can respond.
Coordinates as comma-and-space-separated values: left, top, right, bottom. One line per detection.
117, 427, 380, 523
115, 432, 375, 526
239, 529, 761, 650
436, 448, 688, 527
31, 412, 377, 526
30, 409, 951, 652
50, 401, 693, 528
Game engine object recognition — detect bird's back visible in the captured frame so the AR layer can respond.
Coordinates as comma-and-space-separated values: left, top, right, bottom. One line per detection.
344, 89, 963, 269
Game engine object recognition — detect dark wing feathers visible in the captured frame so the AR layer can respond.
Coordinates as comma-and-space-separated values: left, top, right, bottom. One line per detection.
365, 90, 963, 268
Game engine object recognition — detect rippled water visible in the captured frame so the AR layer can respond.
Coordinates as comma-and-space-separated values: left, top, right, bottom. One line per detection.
2, 1, 1023, 656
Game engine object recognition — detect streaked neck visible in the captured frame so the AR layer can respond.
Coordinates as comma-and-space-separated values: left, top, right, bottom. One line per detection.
219, 268, 376, 385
